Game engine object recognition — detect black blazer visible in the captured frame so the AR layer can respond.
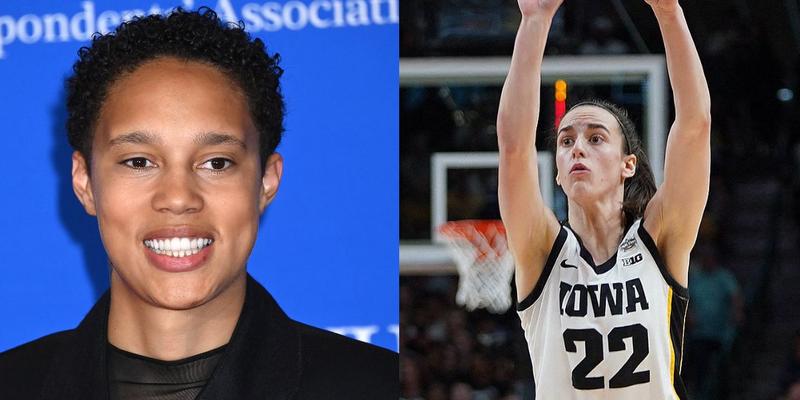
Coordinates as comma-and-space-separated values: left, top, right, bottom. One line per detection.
0, 275, 398, 399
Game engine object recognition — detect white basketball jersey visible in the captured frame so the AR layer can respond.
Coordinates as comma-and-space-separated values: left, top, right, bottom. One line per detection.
517, 219, 689, 399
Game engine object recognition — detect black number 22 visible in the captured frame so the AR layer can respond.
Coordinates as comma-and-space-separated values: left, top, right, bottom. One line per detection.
562, 323, 650, 390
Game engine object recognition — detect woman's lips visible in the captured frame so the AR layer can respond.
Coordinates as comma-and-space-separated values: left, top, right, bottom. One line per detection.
570, 163, 590, 174
144, 243, 213, 273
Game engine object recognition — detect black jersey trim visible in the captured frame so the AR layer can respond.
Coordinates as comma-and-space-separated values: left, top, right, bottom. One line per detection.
562, 219, 634, 275
636, 221, 690, 298
517, 227, 568, 311
566, 226, 617, 274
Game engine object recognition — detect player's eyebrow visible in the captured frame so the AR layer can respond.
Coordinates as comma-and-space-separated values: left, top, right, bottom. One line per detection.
557, 123, 611, 136
586, 123, 611, 134
109, 131, 162, 147
195, 131, 247, 149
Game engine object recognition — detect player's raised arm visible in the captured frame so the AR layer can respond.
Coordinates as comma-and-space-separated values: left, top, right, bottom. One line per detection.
497, 0, 562, 300
642, 0, 711, 286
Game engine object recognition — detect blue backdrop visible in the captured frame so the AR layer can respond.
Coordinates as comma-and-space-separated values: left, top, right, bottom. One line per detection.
0, 0, 398, 352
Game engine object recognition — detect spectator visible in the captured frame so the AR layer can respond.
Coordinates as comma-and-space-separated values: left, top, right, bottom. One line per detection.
685, 244, 743, 400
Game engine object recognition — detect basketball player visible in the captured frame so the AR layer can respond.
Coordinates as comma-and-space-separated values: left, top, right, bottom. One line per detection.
497, 0, 709, 398
0, 8, 396, 399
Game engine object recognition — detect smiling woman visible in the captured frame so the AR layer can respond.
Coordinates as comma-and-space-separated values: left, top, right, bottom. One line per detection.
74, 58, 273, 314
0, 7, 396, 400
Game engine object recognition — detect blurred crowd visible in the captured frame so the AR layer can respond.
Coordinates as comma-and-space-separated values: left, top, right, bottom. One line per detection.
400, 276, 532, 400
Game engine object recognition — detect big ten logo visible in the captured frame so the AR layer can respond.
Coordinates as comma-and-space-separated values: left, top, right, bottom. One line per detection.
0, 0, 398, 59
326, 324, 399, 349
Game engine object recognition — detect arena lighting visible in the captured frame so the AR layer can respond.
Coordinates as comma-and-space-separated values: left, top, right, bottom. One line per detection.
555, 79, 567, 129
777, 87, 794, 102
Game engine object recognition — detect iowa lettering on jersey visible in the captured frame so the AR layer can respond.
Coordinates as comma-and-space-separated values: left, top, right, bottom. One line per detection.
559, 278, 650, 317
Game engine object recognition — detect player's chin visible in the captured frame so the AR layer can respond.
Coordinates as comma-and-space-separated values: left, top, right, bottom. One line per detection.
149, 287, 216, 310
154, 269, 245, 311
142, 277, 221, 310
565, 184, 593, 202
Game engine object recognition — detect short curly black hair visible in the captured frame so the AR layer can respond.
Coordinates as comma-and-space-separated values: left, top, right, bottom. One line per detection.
66, 7, 284, 171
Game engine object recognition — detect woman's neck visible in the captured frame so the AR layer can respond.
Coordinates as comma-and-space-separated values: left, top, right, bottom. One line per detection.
567, 195, 626, 264
107, 271, 245, 361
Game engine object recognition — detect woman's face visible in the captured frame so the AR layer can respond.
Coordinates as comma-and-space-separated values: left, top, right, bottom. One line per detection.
72, 57, 281, 311
555, 105, 636, 205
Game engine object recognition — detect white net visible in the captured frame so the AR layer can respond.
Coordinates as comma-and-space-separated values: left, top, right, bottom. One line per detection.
440, 220, 514, 314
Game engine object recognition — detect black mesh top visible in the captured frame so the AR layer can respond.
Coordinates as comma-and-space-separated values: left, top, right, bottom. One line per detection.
107, 343, 227, 400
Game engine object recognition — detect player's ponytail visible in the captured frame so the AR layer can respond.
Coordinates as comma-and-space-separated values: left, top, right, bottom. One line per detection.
566, 99, 657, 225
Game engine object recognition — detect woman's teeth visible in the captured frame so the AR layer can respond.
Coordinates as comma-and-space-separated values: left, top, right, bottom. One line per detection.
143, 237, 213, 258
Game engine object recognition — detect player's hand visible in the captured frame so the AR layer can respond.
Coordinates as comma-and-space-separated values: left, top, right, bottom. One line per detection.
644, 0, 679, 14
518, 0, 564, 18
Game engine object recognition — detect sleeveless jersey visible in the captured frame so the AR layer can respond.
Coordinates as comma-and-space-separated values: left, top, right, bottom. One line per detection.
516, 219, 689, 399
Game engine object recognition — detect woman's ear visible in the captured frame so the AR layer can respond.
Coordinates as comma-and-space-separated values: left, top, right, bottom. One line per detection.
622, 153, 637, 178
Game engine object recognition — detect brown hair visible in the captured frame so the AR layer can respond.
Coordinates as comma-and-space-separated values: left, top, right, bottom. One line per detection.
563, 99, 657, 225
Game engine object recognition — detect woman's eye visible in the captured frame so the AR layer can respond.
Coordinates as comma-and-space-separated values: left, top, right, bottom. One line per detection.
590, 135, 603, 144
199, 158, 233, 171
122, 157, 154, 169
561, 137, 574, 146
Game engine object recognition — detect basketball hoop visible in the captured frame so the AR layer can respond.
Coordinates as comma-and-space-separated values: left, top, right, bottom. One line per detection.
439, 220, 514, 314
